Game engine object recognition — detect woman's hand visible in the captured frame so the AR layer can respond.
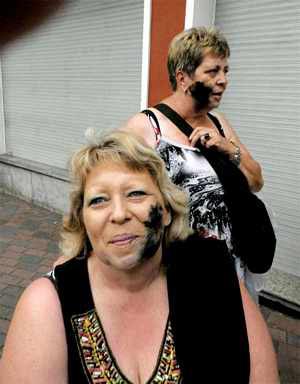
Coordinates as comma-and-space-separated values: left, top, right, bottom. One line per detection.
189, 126, 233, 153
190, 112, 264, 192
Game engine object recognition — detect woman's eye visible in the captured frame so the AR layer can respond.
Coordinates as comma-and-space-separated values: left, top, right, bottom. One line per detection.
128, 190, 147, 198
89, 196, 107, 206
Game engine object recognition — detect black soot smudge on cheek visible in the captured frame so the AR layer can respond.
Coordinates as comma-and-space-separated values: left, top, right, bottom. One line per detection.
140, 204, 164, 261
188, 81, 212, 108
144, 204, 163, 231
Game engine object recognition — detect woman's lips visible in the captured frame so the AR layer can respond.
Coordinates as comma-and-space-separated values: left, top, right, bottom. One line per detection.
110, 234, 138, 246
212, 93, 222, 101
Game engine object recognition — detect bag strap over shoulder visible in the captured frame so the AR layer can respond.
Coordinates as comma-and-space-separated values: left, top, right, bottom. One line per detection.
154, 103, 225, 138
154, 103, 193, 138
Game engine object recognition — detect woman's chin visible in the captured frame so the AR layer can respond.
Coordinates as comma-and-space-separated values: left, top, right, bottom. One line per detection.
109, 253, 143, 271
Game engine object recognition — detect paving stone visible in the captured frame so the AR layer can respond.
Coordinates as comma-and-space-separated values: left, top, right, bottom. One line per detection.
11, 269, 36, 280
16, 262, 42, 272
278, 342, 300, 360
0, 274, 22, 285
0, 258, 18, 267
0, 241, 9, 253
268, 311, 300, 336
47, 242, 60, 253
0, 304, 13, 319
0, 332, 6, 348
260, 305, 272, 320
30, 238, 50, 250
2, 285, 23, 298
1, 250, 21, 261
270, 327, 287, 343
19, 220, 41, 231
0, 282, 7, 290
18, 254, 44, 265
0, 294, 19, 309
0, 265, 14, 274
287, 333, 300, 348
0, 318, 10, 333
34, 231, 53, 240
24, 248, 46, 256
5, 244, 26, 253
18, 279, 34, 288
0, 227, 17, 238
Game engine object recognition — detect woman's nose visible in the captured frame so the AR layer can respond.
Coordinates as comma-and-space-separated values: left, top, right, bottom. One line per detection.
217, 72, 227, 85
110, 198, 130, 223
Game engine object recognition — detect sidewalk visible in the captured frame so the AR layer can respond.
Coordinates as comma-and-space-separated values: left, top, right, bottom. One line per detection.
1, 192, 300, 382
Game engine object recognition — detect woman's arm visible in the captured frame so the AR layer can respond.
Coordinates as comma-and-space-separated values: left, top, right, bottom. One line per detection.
214, 112, 264, 192
0, 278, 68, 384
120, 112, 158, 148
239, 281, 279, 383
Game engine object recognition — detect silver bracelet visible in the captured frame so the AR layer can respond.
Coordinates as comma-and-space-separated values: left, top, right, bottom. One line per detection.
229, 140, 241, 167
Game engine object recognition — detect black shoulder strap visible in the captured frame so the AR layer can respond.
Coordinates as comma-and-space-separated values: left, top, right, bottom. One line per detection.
154, 103, 194, 138
155, 103, 225, 138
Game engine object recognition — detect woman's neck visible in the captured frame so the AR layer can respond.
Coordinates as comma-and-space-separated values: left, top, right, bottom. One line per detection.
88, 250, 164, 295
162, 92, 211, 126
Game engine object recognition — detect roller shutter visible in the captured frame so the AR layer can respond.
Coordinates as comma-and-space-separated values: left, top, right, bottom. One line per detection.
1, 0, 144, 168
215, 1, 300, 277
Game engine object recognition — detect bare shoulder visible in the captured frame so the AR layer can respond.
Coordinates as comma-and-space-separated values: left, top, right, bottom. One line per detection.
210, 110, 229, 125
210, 110, 238, 139
10, 277, 61, 318
120, 111, 157, 147
239, 281, 279, 383
0, 278, 68, 383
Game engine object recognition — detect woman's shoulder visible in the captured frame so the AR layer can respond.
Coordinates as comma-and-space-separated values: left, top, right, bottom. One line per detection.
120, 112, 157, 147
7, 277, 62, 331
17, 277, 60, 309
0, 278, 68, 382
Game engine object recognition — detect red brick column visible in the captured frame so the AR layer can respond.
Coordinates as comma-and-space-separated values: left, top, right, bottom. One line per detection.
148, 0, 186, 107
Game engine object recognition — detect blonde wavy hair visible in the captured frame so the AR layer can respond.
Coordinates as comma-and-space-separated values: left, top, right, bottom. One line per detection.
168, 26, 230, 90
60, 131, 192, 259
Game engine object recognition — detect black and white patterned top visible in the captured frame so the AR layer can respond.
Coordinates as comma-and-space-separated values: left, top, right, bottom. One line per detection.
156, 137, 234, 253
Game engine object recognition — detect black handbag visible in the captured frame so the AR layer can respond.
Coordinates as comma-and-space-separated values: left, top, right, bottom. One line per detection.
143, 103, 276, 273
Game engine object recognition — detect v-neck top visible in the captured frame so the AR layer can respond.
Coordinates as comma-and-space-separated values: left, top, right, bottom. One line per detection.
47, 236, 250, 383
47, 257, 182, 383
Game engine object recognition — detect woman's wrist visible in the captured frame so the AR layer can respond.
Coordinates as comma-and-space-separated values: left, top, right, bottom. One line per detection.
228, 140, 241, 166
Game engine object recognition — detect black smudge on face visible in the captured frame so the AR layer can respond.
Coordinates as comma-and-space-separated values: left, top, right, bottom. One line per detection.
144, 204, 163, 231
188, 81, 212, 108
140, 204, 164, 261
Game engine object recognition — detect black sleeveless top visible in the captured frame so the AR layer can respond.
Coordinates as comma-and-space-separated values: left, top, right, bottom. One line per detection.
49, 236, 250, 383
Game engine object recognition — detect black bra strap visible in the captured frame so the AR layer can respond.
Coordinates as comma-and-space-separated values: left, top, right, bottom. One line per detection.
141, 109, 162, 143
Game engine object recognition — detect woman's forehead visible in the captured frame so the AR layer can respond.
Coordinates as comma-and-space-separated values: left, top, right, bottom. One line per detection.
84, 161, 156, 188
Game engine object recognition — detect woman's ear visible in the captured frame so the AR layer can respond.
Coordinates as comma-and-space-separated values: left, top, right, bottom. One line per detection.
175, 70, 187, 91
163, 207, 172, 227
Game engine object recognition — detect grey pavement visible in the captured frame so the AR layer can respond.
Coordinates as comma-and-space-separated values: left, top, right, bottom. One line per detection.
0, 192, 299, 382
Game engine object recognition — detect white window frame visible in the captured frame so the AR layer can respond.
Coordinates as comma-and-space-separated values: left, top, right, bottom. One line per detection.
185, 0, 216, 29
0, 59, 6, 154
